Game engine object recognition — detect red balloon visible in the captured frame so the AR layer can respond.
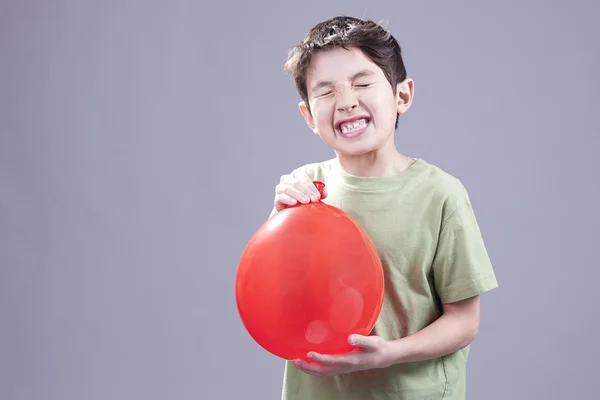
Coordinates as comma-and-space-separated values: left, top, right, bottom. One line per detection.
235, 181, 384, 361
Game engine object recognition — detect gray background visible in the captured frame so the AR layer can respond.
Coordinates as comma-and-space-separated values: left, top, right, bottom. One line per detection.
1, 0, 598, 399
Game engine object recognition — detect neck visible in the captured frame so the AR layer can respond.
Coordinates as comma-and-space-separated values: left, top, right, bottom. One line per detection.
336, 145, 415, 177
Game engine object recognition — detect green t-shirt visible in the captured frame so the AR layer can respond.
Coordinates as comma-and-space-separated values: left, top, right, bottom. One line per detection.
276, 157, 498, 400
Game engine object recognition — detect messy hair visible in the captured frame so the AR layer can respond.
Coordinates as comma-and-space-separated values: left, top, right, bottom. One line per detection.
284, 16, 407, 128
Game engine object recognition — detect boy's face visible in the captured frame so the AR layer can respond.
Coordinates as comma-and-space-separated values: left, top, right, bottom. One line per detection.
299, 47, 413, 157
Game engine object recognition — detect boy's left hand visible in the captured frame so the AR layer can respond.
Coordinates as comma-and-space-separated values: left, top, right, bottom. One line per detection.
293, 334, 392, 377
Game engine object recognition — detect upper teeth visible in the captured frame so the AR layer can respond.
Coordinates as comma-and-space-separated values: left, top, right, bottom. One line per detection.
340, 118, 367, 133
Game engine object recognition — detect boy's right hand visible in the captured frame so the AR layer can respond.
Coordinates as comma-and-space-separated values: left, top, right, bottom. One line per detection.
274, 169, 328, 212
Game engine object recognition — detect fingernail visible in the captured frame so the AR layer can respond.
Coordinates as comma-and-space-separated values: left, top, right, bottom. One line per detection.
349, 335, 356, 345
310, 195, 318, 202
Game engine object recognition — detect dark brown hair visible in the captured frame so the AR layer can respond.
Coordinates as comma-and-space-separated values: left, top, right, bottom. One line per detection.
284, 16, 407, 128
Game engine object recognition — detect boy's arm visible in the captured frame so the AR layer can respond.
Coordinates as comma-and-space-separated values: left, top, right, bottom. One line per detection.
386, 294, 481, 365
294, 294, 482, 376
384, 186, 496, 365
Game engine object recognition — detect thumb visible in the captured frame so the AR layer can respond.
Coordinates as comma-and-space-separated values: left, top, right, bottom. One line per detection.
348, 334, 380, 350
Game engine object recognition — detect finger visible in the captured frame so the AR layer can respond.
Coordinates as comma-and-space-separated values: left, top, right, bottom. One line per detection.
290, 171, 321, 199
278, 176, 316, 202
321, 187, 329, 199
307, 352, 359, 368
274, 193, 298, 210
349, 334, 380, 351
276, 184, 311, 204
294, 359, 344, 377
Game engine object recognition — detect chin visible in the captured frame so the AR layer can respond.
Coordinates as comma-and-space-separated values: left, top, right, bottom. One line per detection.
324, 131, 389, 156
336, 145, 379, 157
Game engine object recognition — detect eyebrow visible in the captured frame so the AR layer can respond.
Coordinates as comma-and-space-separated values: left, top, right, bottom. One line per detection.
310, 69, 375, 92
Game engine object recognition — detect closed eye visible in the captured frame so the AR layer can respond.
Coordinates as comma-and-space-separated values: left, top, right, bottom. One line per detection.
355, 83, 372, 88
317, 91, 334, 97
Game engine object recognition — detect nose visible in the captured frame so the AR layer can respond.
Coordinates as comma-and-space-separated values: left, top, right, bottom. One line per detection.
337, 89, 359, 112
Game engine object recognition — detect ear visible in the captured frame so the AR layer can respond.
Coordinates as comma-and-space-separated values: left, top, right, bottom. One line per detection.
299, 101, 319, 135
396, 78, 414, 115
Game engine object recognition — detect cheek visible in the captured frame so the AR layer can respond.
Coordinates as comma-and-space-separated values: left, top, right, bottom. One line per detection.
370, 94, 397, 124
314, 105, 335, 130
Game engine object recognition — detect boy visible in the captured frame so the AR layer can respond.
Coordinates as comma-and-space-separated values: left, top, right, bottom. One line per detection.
270, 16, 498, 399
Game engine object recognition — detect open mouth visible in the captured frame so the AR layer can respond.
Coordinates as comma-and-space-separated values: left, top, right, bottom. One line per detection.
335, 117, 371, 137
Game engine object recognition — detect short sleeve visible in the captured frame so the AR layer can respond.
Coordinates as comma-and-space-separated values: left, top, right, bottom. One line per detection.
431, 192, 498, 304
